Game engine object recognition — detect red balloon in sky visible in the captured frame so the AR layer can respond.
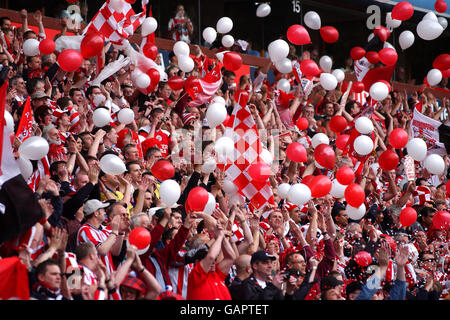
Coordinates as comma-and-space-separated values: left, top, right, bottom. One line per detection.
168, 76, 184, 91
336, 166, 355, 185
187, 187, 209, 211
248, 162, 272, 182
389, 128, 409, 149
151, 160, 175, 181
58, 49, 84, 72
287, 24, 311, 45
80, 32, 105, 58
320, 26, 339, 43
128, 227, 151, 250
329, 115, 347, 133
373, 26, 391, 42
335, 134, 350, 151
302, 175, 315, 189
143, 43, 159, 60
223, 52, 243, 71
379, 47, 398, 66
433, 54, 450, 71
296, 117, 309, 130
314, 144, 336, 170
310, 175, 332, 198
352, 81, 365, 93
378, 149, 399, 171
366, 51, 380, 65
391, 1, 414, 21
399, 207, 417, 227
350, 47, 366, 61
345, 183, 365, 208
300, 59, 321, 77
435, 0, 447, 13
146, 68, 160, 85
286, 142, 307, 163
39, 38, 55, 55
355, 251, 372, 267
433, 211, 450, 230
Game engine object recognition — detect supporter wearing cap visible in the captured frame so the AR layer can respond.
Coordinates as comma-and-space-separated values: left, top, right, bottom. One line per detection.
238, 250, 284, 300
120, 274, 147, 300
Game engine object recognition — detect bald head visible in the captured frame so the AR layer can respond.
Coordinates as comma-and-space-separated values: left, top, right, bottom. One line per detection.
235, 254, 251, 276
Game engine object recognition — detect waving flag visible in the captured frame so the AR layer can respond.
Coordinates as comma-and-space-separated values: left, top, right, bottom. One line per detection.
15, 97, 34, 142
223, 91, 274, 210
187, 64, 223, 106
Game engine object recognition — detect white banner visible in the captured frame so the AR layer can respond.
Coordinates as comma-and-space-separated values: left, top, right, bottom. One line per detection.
410, 108, 447, 156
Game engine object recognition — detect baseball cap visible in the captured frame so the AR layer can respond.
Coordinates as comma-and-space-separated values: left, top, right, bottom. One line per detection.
31, 91, 49, 100
320, 275, 344, 291
251, 250, 276, 265
83, 199, 109, 216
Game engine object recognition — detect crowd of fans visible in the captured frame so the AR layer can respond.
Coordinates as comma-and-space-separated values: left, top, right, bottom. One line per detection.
0, 4, 448, 301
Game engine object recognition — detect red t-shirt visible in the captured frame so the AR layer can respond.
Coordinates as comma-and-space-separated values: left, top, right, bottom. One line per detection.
141, 129, 172, 158
186, 262, 231, 300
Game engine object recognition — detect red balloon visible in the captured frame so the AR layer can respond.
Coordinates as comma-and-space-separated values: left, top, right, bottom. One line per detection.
287, 24, 311, 45
366, 51, 380, 65
399, 207, 417, 227
345, 183, 365, 208
435, 0, 448, 13
223, 52, 242, 71
335, 134, 350, 151
442, 69, 450, 78
329, 115, 347, 133
302, 175, 315, 189
80, 32, 104, 59
248, 161, 272, 182
352, 81, 365, 93
184, 76, 200, 91
336, 166, 355, 185
378, 149, 399, 171
143, 43, 159, 60
310, 175, 332, 198
432, 211, 450, 230
296, 117, 309, 130
300, 59, 321, 77
286, 142, 307, 163
373, 26, 391, 43
350, 47, 366, 61
187, 187, 209, 211
39, 38, 55, 55
391, 1, 414, 21
314, 144, 336, 170
433, 54, 450, 71
320, 26, 339, 43
378, 48, 398, 66
128, 227, 151, 251
389, 128, 408, 149
151, 160, 175, 181
125, 0, 137, 3
57, 49, 84, 72
147, 68, 160, 85
355, 251, 372, 267
168, 75, 184, 91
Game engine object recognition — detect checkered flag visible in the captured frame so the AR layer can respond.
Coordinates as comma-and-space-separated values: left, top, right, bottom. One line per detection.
83, 0, 149, 45
223, 91, 274, 210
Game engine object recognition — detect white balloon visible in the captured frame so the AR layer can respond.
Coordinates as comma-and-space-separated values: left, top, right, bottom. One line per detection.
173, 41, 190, 57
216, 17, 233, 34
346, 204, 366, 220
417, 19, 444, 41
202, 27, 217, 43
159, 179, 181, 207
214, 136, 234, 156
256, 3, 271, 18
423, 12, 438, 22
260, 148, 273, 165
386, 12, 401, 29
427, 69, 443, 86
304, 11, 321, 30
221, 35, 235, 48
117, 108, 135, 125
268, 39, 289, 63
278, 183, 291, 199
276, 78, 291, 92
370, 82, 389, 101
330, 179, 347, 199
319, 73, 338, 91
367, 33, 375, 42
99, 154, 126, 175
178, 55, 194, 73
206, 102, 227, 128
311, 133, 329, 148
23, 39, 40, 56
383, 42, 396, 51
16, 156, 33, 180
223, 179, 238, 194
332, 69, 345, 83
110, 0, 125, 12
275, 58, 293, 74
424, 154, 445, 175
287, 183, 311, 206
19, 136, 49, 160
353, 135, 374, 156
93, 94, 106, 107
230, 193, 245, 206
4, 111, 14, 133
202, 157, 217, 174
399, 30, 415, 50
141, 17, 158, 36
212, 96, 226, 105
406, 138, 427, 161
203, 193, 217, 215
355, 116, 374, 134
319, 56, 333, 73
135, 73, 151, 89
438, 17, 448, 30
93, 108, 112, 127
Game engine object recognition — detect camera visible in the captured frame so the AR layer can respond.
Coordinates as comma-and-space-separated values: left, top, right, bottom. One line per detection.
281, 269, 303, 279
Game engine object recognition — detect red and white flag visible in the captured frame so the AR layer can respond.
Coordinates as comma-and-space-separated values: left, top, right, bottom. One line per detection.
15, 97, 34, 142
187, 64, 223, 106
83, 0, 149, 45
222, 92, 274, 210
